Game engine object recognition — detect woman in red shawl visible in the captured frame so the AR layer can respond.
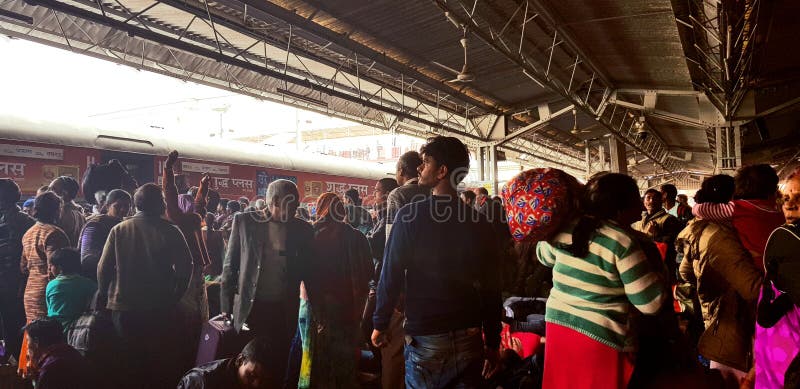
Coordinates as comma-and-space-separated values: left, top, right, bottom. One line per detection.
301, 192, 372, 388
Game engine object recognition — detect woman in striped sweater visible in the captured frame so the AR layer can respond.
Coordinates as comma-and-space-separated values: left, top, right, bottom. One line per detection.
537, 173, 665, 389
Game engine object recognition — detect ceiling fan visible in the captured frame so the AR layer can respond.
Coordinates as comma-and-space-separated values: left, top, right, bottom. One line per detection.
570, 109, 592, 134
432, 27, 475, 83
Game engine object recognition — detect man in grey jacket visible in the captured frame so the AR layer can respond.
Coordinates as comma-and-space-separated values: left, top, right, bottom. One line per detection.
221, 179, 313, 388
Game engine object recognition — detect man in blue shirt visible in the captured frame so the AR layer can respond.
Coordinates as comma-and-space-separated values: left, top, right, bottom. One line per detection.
372, 136, 502, 388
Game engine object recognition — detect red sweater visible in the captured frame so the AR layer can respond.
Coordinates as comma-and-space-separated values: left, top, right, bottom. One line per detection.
693, 199, 784, 270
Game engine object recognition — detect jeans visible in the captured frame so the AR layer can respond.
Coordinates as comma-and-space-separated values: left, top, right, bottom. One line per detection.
404, 327, 484, 389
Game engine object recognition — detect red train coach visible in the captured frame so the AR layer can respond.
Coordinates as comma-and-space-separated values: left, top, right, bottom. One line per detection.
0, 115, 394, 205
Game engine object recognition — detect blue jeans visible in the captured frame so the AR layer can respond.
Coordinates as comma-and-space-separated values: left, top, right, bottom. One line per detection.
404, 327, 484, 389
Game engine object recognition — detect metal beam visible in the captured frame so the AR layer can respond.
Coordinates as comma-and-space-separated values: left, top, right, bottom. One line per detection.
493, 104, 573, 145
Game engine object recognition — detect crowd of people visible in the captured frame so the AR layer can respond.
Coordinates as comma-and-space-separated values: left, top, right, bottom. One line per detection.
0, 134, 798, 389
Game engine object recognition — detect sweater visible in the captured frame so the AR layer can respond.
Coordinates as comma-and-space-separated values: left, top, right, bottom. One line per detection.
46, 274, 97, 328
536, 221, 664, 350
373, 195, 502, 348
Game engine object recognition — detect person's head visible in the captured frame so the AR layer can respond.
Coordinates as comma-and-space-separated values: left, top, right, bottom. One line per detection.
94, 190, 108, 211
133, 183, 166, 216
660, 184, 678, 204
694, 174, 735, 204
567, 173, 642, 257
295, 207, 311, 222
23, 319, 64, 365
218, 198, 230, 214
49, 176, 80, 201
174, 174, 190, 194
343, 188, 361, 206
235, 337, 275, 389
22, 198, 35, 215
781, 173, 800, 225
266, 180, 300, 222
36, 185, 50, 197
476, 187, 489, 199
33, 192, 62, 224
238, 196, 250, 207
418, 136, 470, 191
396, 151, 423, 185
460, 190, 476, 206
105, 189, 132, 218
316, 192, 346, 222
49, 248, 81, 277
734, 164, 779, 200
677, 194, 689, 205
374, 178, 399, 206
206, 190, 221, 214
643, 188, 663, 214
226, 199, 241, 214
253, 199, 267, 210
0, 178, 21, 209
188, 186, 199, 198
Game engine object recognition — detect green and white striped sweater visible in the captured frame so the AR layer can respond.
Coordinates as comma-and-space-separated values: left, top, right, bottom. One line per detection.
536, 221, 664, 351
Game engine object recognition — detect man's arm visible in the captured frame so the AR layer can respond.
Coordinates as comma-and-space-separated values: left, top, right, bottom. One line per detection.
220, 213, 242, 314
96, 228, 117, 304
163, 151, 182, 223
372, 208, 410, 332
195, 173, 210, 216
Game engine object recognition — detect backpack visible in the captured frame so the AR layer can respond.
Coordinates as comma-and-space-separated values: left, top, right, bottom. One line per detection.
81, 160, 138, 204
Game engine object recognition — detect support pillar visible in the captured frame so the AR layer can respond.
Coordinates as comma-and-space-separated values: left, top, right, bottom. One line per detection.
478, 147, 486, 181
489, 145, 499, 195
715, 125, 742, 174
608, 137, 628, 175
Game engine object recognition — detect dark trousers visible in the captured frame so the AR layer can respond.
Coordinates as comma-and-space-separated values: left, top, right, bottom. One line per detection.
248, 300, 296, 388
112, 308, 181, 389
0, 276, 25, 361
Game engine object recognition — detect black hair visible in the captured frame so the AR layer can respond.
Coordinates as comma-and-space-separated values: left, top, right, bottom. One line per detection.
378, 178, 399, 193
461, 190, 476, 202
660, 184, 678, 200
50, 248, 82, 274
227, 200, 241, 213
23, 318, 64, 349
0, 178, 21, 207
53, 176, 80, 199
134, 183, 165, 215
419, 136, 470, 186
476, 187, 489, 196
34, 192, 62, 224
643, 188, 661, 198
397, 151, 423, 180
565, 173, 641, 258
106, 189, 132, 207
206, 190, 221, 214
219, 198, 230, 210
238, 197, 250, 206
694, 174, 735, 204
734, 164, 779, 200
240, 337, 274, 366
295, 207, 311, 221
344, 188, 361, 206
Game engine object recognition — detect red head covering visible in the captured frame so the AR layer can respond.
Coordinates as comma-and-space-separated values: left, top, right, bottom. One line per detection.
315, 192, 346, 222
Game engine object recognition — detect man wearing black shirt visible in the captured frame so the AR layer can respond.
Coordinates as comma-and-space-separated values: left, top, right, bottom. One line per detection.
372, 136, 502, 388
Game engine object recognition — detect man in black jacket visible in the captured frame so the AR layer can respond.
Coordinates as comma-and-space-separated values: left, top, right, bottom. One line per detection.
178, 337, 273, 389
221, 179, 313, 388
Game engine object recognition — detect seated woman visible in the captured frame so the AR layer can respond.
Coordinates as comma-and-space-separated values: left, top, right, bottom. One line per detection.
46, 248, 97, 330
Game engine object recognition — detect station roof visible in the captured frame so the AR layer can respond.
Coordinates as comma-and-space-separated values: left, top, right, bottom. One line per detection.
0, 0, 797, 186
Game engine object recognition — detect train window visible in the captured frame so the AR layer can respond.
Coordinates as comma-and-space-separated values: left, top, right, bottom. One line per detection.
96, 135, 154, 147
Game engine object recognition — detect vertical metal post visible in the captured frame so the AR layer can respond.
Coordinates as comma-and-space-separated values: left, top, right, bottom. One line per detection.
489, 145, 499, 195
608, 137, 628, 175
478, 147, 486, 181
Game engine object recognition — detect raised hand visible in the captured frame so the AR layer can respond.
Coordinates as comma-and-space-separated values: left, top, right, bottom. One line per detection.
166, 150, 179, 168
201, 173, 211, 187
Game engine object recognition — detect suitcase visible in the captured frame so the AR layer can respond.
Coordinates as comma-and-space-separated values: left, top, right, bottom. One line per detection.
195, 315, 251, 366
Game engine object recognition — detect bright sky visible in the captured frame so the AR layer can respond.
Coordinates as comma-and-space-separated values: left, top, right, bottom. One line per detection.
0, 37, 531, 185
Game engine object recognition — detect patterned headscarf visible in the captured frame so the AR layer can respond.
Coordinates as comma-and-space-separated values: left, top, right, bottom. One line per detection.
501, 168, 581, 243
315, 192, 346, 223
